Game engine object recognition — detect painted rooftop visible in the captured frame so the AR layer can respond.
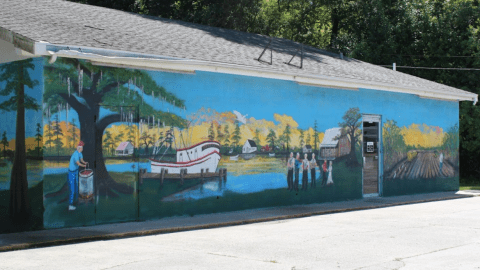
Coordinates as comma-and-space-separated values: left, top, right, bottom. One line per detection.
116, 141, 132, 151
0, 0, 476, 102
320, 128, 343, 148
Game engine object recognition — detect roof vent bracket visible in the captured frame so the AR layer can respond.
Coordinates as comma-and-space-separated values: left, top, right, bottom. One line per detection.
255, 37, 273, 65
284, 44, 303, 69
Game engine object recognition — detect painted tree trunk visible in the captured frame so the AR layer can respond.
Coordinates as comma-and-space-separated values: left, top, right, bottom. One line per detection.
348, 130, 359, 166
9, 62, 30, 223
78, 106, 134, 197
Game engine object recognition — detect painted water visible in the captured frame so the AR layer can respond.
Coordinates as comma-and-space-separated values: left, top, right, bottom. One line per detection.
0, 160, 43, 190
2, 155, 317, 201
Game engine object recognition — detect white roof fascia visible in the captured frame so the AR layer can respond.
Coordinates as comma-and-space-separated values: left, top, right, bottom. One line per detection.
38, 42, 477, 104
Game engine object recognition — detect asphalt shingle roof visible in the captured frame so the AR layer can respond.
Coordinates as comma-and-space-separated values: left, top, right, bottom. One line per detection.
0, 0, 476, 99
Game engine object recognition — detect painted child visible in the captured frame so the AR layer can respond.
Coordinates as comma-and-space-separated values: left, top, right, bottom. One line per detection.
68, 141, 88, 211
322, 160, 328, 186
326, 161, 334, 186
294, 153, 301, 192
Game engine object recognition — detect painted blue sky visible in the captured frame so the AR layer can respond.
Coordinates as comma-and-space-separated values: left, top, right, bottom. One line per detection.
0, 58, 43, 141
9, 62, 459, 140
146, 70, 458, 132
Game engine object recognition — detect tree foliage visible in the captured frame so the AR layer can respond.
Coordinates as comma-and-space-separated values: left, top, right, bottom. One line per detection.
267, 129, 277, 149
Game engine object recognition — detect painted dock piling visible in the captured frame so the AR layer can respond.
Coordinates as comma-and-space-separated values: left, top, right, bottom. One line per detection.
139, 168, 227, 185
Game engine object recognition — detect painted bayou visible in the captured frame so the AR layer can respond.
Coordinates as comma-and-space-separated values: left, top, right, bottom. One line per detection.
0, 57, 459, 232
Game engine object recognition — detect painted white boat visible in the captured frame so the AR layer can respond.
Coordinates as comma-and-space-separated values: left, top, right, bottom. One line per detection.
149, 141, 221, 174
269, 153, 275, 157
229, 155, 239, 161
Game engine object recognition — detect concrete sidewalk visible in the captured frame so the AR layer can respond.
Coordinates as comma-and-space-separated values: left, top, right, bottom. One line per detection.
1, 191, 478, 253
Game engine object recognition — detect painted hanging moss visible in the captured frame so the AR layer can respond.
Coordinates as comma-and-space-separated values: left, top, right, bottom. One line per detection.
43, 58, 186, 197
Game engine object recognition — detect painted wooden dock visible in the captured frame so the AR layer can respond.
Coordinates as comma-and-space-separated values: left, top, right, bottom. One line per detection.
140, 168, 227, 185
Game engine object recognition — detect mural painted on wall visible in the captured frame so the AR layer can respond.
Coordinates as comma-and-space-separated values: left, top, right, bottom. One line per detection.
0, 55, 460, 232
382, 120, 459, 195
42, 58, 366, 226
0, 58, 44, 233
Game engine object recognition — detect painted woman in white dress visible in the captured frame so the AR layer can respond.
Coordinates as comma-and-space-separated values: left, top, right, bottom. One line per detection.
326, 161, 334, 185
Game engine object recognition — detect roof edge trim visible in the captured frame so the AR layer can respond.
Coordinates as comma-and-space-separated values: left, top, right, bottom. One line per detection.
42, 44, 478, 103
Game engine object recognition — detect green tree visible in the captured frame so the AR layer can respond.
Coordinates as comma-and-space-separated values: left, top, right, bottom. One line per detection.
52, 114, 64, 155
253, 128, 261, 147
283, 124, 291, 151
44, 122, 54, 151
216, 124, 223, 142
443, 124, 459, 158
0, 59, 40, 222
208, 122, 215, 141
338, 107, 362, 166
267, 129, 277, 150
44, 58, 185, 196
127, 125, 136, 146
35, 123, 42, 157
103, 130, 114, 156
223, 125, 231, 147
139, 132, 153, 154
306, 132, 311, 146
299, 129, 305, 148
383, 119, 406, 171
232, 122, 241, 148
1, 131, 8, 158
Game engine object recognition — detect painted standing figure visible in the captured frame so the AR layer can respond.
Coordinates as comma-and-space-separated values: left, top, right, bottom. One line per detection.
302, 153, 309, 190
321, 159, 328, 186
287, 152, 295, 190
310, 153, 317, 188
439, 152, 444, 176
68, 141, 88, 211
294, 153, 301, 192
326, 161, 334, 186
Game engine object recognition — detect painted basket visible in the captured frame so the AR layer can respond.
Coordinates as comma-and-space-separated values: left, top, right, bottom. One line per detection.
79, 169, 94, 199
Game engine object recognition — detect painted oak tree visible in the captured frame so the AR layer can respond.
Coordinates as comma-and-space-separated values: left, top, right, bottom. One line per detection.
44, 58, 186, 197
0, 59, 40, 222
338, 107, 361, 167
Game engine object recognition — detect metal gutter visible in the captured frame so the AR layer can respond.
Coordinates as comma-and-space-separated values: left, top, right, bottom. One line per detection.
34, 41, 478, 104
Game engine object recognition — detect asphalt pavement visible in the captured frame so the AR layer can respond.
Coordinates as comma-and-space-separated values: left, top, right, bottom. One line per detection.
0, 190, 478, 254
1, 191, 480, 269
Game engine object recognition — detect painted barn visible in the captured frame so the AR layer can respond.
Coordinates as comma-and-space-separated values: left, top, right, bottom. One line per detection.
243, 140, 257, 154
115, 142, 134, 156
0, 0, 477, 233
320, 128, 351, 159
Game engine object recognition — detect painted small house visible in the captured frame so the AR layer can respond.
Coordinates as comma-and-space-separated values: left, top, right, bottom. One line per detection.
243, 140, 257, 154
0, 0, 477, 233
115, 142, 134, 156
320, 128, 351, 159
303, 145, 313, 153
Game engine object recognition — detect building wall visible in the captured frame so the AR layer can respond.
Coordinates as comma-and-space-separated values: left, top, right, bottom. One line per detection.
0, 39, 34, 64
0, 57, 44, 233
0, 56, 460, 232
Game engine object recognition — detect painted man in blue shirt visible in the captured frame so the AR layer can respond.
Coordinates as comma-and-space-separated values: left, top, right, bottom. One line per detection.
68, 141, 88, 211
294, 153, 301, 192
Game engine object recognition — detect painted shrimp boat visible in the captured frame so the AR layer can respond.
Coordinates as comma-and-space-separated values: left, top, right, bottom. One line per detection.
149, 140, 222, 174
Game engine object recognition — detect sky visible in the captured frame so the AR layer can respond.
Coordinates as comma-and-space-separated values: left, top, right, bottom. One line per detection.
146, 70, 459, 131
